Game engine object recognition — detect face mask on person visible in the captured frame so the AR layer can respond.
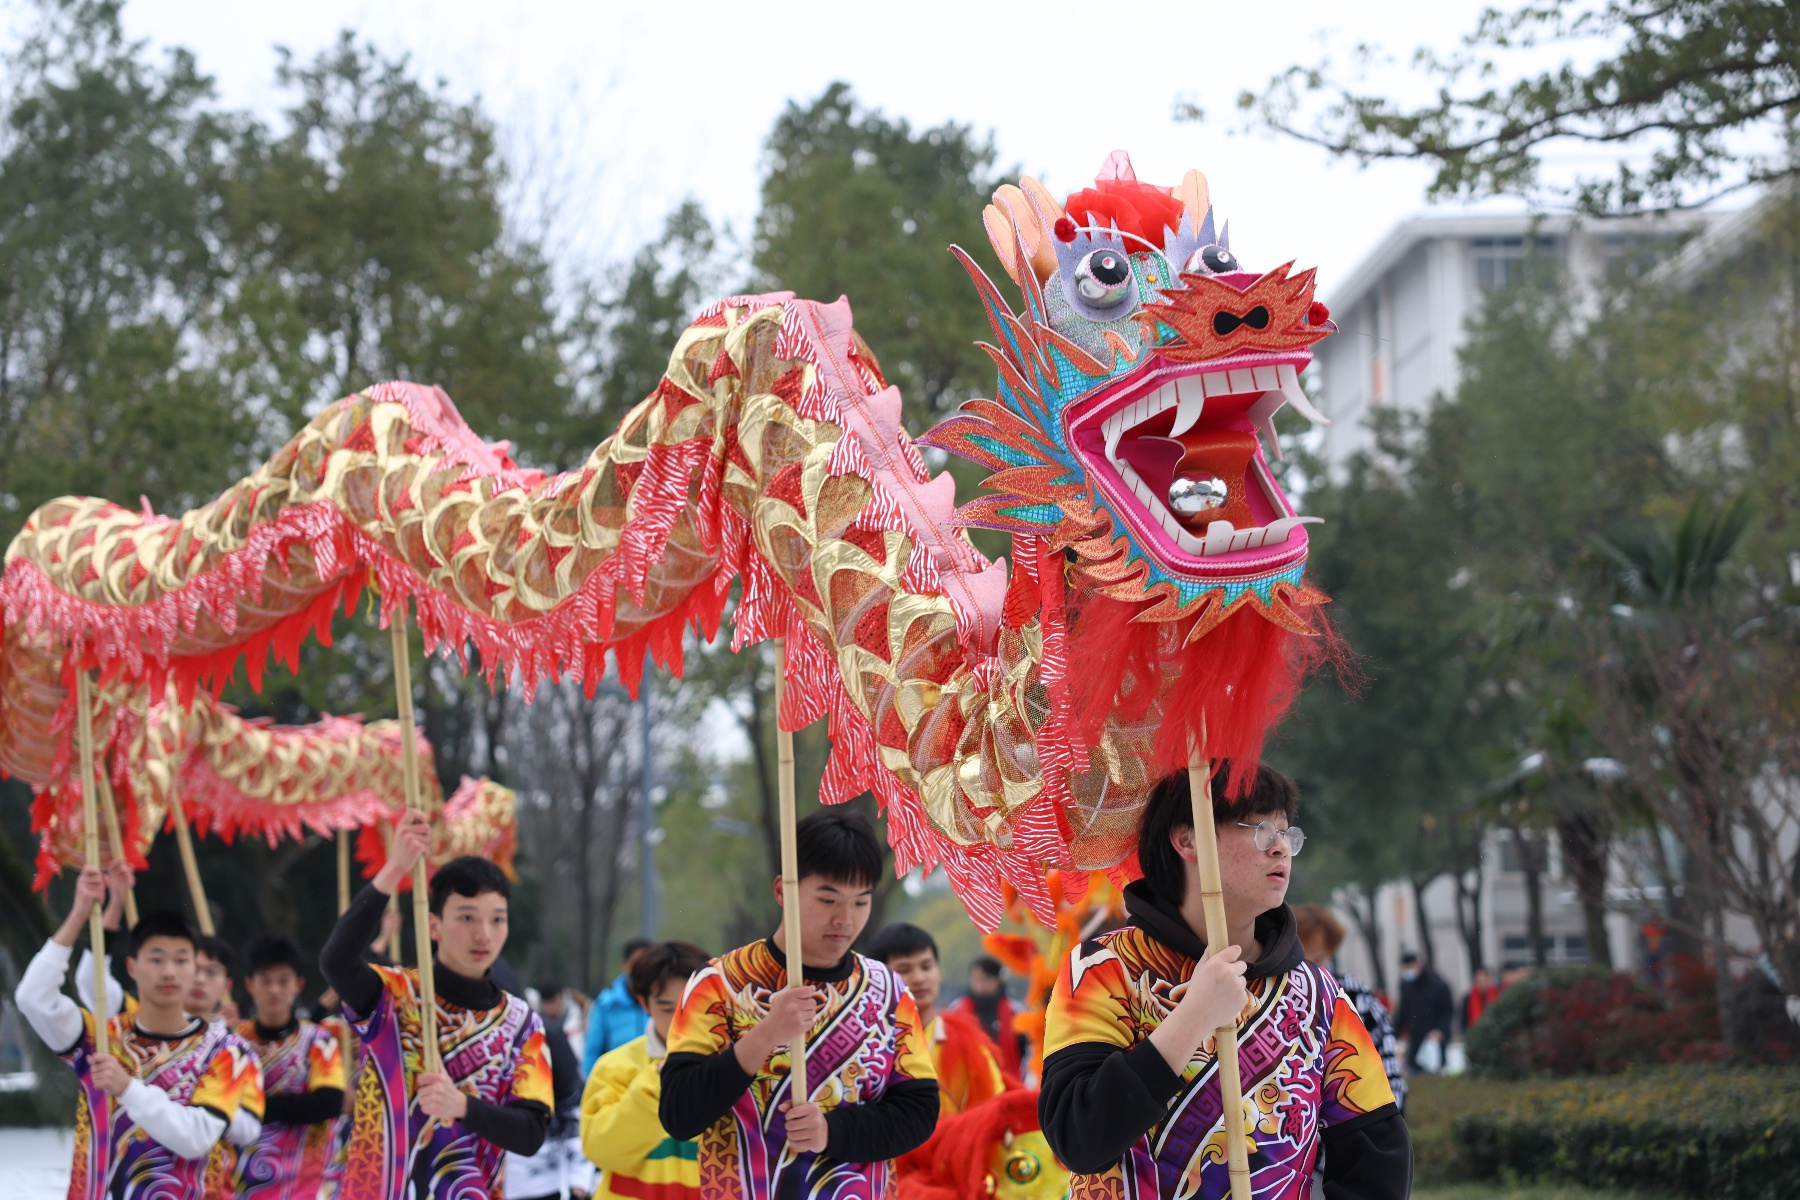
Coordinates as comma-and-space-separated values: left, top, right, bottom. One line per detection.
1402, 968, 1420, 982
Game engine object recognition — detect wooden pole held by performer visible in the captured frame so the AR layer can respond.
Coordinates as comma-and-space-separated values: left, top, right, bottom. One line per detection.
389, 608, 441, 1074
773, 638, 808, 1104
166, 790, 213, 936
337, 828, 351, 915
94, 768, 138, 929
1188, 739, 1251, 1200
75, 672, 110, 1059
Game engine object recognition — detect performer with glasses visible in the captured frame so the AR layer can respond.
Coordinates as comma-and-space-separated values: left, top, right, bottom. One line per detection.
1037, 763, 1411, 1200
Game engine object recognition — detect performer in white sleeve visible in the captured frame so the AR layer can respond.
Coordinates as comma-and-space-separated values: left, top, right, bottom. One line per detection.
14, 865, 266, 1200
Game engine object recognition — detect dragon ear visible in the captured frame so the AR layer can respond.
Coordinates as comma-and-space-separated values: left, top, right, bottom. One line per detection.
983, 177, 1062, 286
1171, 168, 1211, 234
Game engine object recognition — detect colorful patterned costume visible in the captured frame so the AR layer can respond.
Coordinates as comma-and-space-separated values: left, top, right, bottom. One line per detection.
336, 965, 554, 1200
59, 1011, 265, 1200
233, 1018, 347, 1199
664, 941, 936, 1200
1042, 921, 1395, 1199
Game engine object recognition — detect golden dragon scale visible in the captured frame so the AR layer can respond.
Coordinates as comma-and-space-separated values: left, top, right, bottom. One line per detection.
3, 157, 1340, 928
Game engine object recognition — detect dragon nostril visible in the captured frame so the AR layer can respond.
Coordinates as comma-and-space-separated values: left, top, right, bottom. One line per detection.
1213, 305, 1272, 336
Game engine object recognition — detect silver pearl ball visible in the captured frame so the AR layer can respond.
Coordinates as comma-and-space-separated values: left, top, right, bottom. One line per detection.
1168, 475, 1229, 515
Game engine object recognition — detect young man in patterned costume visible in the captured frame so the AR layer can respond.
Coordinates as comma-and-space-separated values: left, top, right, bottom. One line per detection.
234, 933, 347, 1198
15, 868, 266, 1200
1039, 765, 1412, 1199
868, 923, 1013, 1116
659, 809, 940, 1199
320, 808, 555, 1200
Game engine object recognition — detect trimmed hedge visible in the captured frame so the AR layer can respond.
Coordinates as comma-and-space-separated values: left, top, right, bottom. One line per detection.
1450, 1066, 1800, 1199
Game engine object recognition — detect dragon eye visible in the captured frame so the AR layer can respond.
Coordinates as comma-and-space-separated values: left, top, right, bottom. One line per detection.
1074, 249, 1134, 307
1184, 244, 1239, 275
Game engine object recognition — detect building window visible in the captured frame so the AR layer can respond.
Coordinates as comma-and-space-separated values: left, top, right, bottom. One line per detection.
1472, 235, 1559, 291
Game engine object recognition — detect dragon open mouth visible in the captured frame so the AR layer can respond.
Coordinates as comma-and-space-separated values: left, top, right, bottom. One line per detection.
1064, 351, 1325, 574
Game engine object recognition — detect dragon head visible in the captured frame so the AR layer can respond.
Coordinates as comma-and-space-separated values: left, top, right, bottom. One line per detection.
924, 150, 1332, 636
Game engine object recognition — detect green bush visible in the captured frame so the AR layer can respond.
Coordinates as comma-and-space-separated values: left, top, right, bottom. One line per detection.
1465, 960, 1728, 1078
1448, 1066, 1800, 1199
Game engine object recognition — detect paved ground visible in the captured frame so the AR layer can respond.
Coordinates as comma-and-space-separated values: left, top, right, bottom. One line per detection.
3, 1126, 73, 1200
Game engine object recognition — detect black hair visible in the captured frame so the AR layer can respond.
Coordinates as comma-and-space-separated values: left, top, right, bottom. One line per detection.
1136, 761, 1301, 904
868, 923, 938, 965
621, 937, 652, 964
244, 933, 306, 977
626, 940, 710, 1004
969, 955, 1004, 979
429, 856, 511, 915
1400, 952, 1421, 965
535, 977, 565, 998
794, 808, 882, 888
194, 933, 234, 970
129, 910, 197, 956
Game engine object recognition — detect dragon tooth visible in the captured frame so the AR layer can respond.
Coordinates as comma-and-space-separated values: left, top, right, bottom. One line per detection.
1228, 368, 1256, 394
1262, 516, 1324, 546
1252, 365, 1280, 391
1203, 520, 1235, 556
1276, 363, 1299, 388
1279, 376, 1331, 425
1203, 371, 1232, 398
1260, 412, 1283, 460
1169, 376, 1205, 436
1104, 414, 1124, 464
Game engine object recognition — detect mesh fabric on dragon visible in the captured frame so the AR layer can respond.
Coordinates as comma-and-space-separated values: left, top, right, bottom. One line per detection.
0, 152, 1332, 929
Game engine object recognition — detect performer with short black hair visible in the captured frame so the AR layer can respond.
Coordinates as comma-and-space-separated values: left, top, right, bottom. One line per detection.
233, 932, 346, 1199
868, 922, 1012, 1115
1038, 764, 1411, 1199
15, 867, 265, 1200
320, 808, 554, 1200
659, 809, 939, 1198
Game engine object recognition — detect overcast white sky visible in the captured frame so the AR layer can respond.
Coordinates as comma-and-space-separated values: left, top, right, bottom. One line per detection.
75, 0, 1541, 301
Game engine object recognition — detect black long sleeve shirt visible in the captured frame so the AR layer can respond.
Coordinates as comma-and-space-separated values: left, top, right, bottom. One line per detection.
320, 883, 549, 1156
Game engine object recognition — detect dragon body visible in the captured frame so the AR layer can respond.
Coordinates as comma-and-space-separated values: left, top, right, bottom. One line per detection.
1, 153, 1330, 927
29, 676, 516, 884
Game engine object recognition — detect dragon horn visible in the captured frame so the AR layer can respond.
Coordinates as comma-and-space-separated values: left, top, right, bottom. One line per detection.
982, 177, 1062, 286
1172, 168, 1210, 232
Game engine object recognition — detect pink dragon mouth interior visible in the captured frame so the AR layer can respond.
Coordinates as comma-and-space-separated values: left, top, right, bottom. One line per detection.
1065, 352, 1321, 573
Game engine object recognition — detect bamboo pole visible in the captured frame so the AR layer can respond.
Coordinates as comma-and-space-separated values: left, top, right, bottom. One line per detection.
389, 609, 440, 1074
772, 638, 807, 1106
380, 822, 401, 961
166, 790, 213, 936
75, 672, 110, 1059
1187, 746, 1251, 1200
337, 828, 351, 915
89, 725, 138, 930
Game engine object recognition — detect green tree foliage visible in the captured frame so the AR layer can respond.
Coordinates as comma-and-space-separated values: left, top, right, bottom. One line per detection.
1236, 0, 1800, 212
0, 0, 256, 550
756, 83, 1002, 426
221, 33, 573, 461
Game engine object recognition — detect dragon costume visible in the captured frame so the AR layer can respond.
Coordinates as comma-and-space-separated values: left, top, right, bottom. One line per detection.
0, 151, 1331, 927
26, 678, 515, 887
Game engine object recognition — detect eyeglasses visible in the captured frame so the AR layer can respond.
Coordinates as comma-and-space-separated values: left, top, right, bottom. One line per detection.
1237, 820, 1305, 856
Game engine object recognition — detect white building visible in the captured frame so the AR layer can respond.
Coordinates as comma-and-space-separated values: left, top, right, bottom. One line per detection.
1314, 210, 1714, 467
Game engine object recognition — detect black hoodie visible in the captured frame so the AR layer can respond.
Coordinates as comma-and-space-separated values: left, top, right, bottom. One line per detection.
1037, 881, 1412, 1200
